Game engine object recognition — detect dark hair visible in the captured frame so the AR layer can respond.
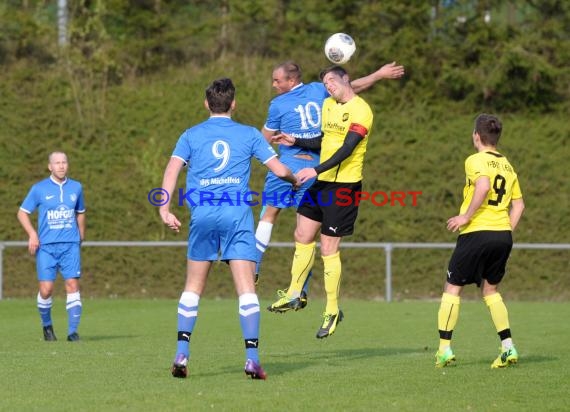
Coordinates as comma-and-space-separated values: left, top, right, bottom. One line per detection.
319, 65, 348, 81
474, 114, 502, 146
275, 61, 302, 82
206, 78, 235, 113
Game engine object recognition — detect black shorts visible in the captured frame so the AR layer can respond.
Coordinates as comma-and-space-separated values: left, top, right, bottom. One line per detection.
447, 230, 513, 287
297, 180, 362, 237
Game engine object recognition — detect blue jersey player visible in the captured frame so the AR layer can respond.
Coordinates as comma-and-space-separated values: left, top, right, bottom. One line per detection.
159, 78, 298, 380
255, 61, 405, 307
17, 152, 86, 342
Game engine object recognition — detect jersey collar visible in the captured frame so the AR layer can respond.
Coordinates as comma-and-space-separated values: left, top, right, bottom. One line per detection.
50, 175, 68, 185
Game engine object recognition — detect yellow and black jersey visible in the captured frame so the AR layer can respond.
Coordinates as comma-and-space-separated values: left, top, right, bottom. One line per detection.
459, 151, 523, 234
318, 95, 373, 183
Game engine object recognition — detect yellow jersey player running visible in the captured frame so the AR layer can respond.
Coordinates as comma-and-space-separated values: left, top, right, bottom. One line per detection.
436, 113, 525, 369
268, 65, 374, 339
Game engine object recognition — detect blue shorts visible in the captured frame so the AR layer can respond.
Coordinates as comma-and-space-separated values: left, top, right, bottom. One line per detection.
36, 242, 81, 281
262, 155, 319, 209
188, 204, 256, 261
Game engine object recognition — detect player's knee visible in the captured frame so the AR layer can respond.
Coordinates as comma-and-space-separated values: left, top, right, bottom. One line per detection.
38, 286, 54, 299
261, 206, 280, 223
481, 279, 499, 296
294, 227, 312, 243
65, 279, 80, 294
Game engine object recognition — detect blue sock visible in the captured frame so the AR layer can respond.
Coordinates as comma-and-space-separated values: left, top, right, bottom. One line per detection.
66, 292, 82, 335
176, 291, 200, 359
302, 270, 313, 295
37, 293, 53, 327
239, 293, 260, 363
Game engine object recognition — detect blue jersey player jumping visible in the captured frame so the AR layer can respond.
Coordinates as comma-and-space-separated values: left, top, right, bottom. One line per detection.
255, 61, 405, 307
159, 78, 298, 380
17, 152, 86, 342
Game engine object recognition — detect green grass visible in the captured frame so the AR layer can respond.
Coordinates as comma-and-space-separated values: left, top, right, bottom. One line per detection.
0, 299, 567, 411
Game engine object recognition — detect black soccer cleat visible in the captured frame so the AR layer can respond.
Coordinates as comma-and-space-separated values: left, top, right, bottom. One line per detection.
316, 310, 344, 339
67, 332, 80, 342
267, 290, 303, 313
171, 354, 189, 378
43, 325, 57, 341
300, 290, 308, 309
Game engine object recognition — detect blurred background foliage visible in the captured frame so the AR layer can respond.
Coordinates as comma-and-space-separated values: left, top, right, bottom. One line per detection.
1, 0, 568, 111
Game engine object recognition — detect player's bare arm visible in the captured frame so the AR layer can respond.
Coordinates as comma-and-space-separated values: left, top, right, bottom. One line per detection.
265, 157, 299, 188
159, 157, 184, 232
351, 62, 405, 94
77, 212, 86, 242
509, 198, 525, 231
261, 127, 278, 144
270, 132, 295, 146
17, 209, 40, 255
447, 176, 491, 232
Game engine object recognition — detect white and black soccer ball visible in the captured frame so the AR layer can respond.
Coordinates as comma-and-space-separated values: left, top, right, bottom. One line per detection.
324, 33, 356, 65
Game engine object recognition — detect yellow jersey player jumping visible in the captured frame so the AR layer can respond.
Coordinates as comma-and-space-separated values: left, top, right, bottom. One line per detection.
267, 65, 375, 339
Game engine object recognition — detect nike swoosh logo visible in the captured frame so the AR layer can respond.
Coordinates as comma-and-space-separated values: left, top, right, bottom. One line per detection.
46, 195, 55, 200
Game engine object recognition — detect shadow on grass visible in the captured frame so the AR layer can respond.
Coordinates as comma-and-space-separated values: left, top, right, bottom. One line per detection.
466, 353, 557, 367
267, 347, 424, 375
194, 347, 424, 378
80, 334, 139, 341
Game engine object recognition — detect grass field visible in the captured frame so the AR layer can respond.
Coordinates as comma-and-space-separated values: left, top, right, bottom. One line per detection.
0, 298, 567, 411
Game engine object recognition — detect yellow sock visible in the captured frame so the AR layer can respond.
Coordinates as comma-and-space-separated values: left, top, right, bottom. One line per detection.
484, 293, 510, 332
323, 252, 341, 314
287, 242, 315, 297
438, 292, 460, 351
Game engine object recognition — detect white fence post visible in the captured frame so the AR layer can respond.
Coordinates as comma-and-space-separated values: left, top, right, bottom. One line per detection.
385, 243, 393, 302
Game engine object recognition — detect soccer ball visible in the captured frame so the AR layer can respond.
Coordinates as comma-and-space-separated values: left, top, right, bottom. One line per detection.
324, 33, 356, 65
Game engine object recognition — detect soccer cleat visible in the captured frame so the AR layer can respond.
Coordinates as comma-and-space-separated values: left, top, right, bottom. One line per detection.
300, 290, 308, 309
267, 289, 302, 313
67, 332, 80, 342
435, 347, 456, 368
171, 353, 189, 378
316, 310, 344, 339
244, 359, 267, 380
491, 346, 518, 369
43, 325, 57, 341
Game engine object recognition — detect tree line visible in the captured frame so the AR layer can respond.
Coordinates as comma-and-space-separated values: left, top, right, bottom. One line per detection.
1, 0, 569, 112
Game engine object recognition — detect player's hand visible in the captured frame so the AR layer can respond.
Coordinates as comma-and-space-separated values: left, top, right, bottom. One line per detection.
446, 215, 469, 232
160, 209, 181, 233
271, 132, 295, 146
378, 61, 405, 80
28, 233, 39, 255
296, 168, 317, 184
292, 176, 302, 191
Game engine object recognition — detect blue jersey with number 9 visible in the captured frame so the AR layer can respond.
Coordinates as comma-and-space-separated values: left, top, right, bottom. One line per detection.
172, 116, 277, 205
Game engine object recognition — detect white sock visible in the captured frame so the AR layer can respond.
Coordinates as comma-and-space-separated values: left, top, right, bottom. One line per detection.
502, 338, 514, 350
255, 221, 273, 253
